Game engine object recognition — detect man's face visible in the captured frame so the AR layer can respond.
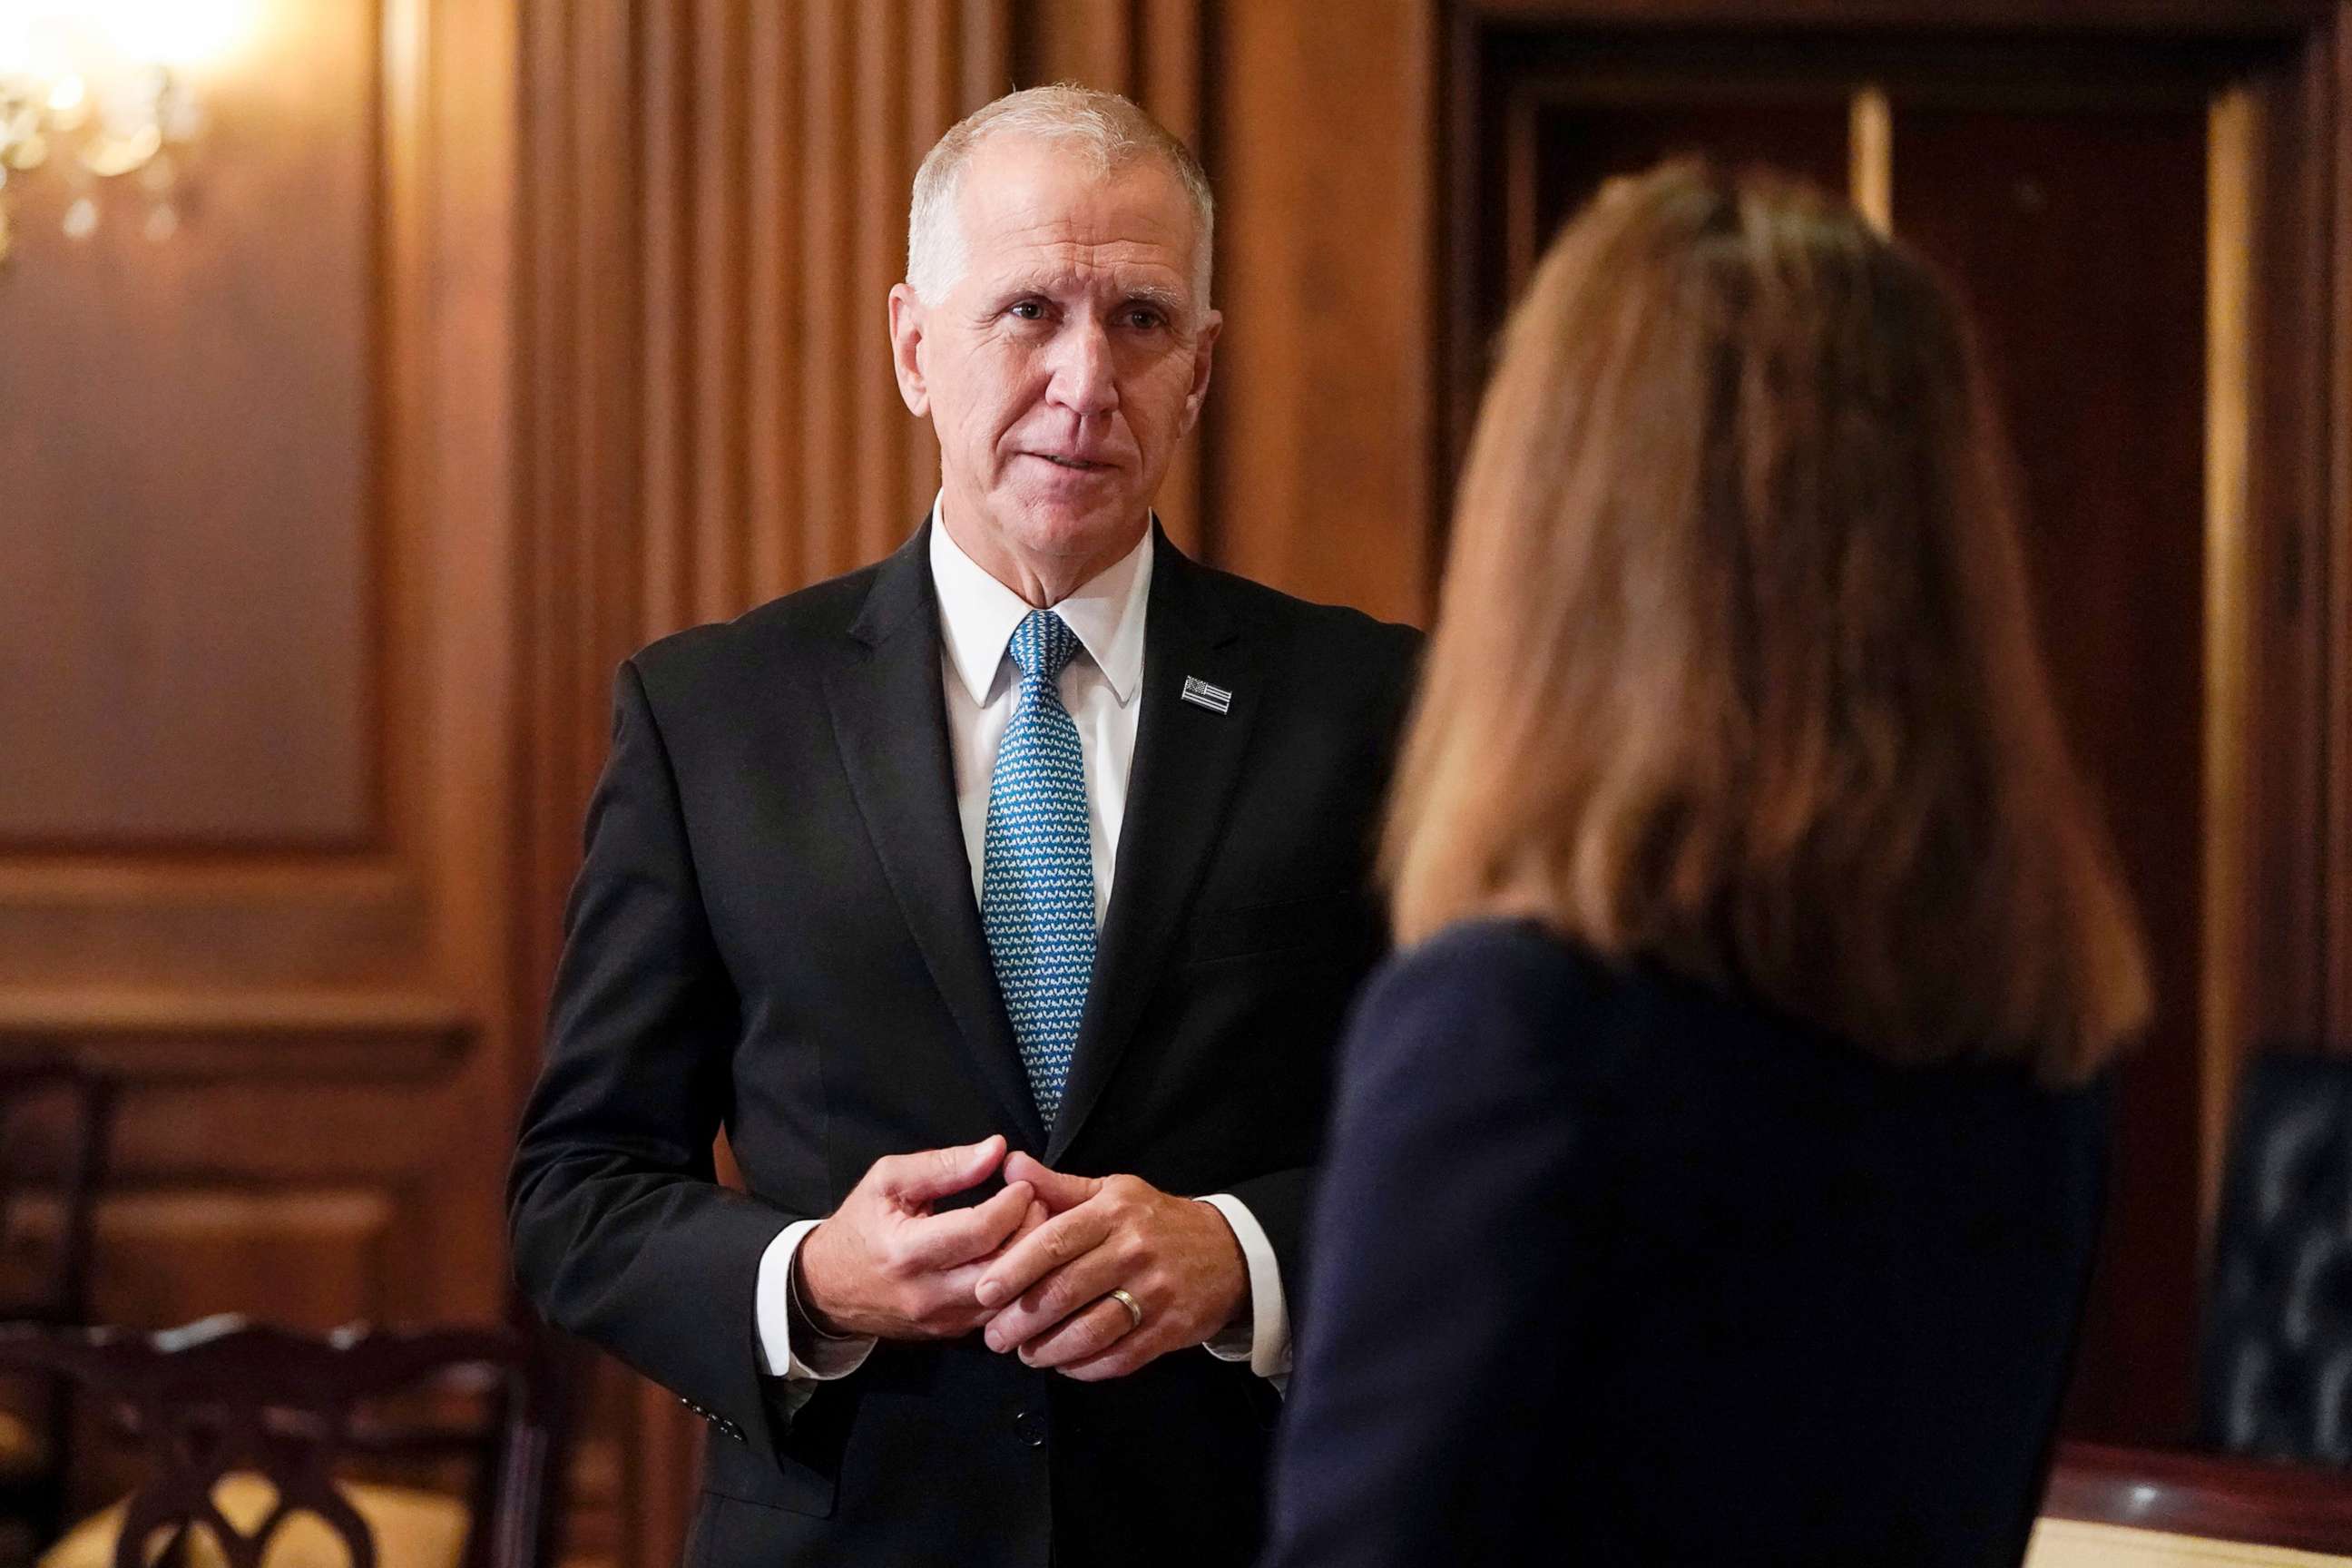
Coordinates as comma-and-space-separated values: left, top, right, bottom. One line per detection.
890, 136, 1219, 586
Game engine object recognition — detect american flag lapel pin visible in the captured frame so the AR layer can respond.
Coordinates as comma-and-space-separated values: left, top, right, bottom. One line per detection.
1181, 675, 1233, 715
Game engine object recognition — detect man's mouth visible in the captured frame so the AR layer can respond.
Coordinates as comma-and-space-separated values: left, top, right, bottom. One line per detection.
1028, 453, 1112, 471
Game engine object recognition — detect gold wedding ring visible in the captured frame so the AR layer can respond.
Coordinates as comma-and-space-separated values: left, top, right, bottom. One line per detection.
1108, 1289, 1145, 1330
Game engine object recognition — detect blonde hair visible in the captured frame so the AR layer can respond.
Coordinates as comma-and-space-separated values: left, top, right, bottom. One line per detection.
907, 83, 1214, 311
1386, 161, 2150, 1083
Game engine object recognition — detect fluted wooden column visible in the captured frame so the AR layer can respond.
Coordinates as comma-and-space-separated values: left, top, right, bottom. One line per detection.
642, 0, 969, 631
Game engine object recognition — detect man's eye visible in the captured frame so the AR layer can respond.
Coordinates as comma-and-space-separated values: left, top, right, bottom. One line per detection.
1007, 301, 1045, 320
1122, 309, 1165, 330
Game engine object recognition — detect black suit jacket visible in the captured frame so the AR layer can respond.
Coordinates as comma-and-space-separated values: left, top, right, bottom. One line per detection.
1262, 920, 2108, 1568
508, 522, 1420, 1567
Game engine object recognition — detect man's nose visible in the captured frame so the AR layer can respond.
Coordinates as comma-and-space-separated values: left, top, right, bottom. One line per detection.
1044, 320, 1118, 418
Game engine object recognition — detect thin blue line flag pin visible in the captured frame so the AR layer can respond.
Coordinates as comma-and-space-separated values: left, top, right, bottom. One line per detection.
1181, 675, 1232, 715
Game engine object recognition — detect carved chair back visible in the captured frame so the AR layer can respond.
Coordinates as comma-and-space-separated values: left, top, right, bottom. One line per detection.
0, 1317, 569, 1568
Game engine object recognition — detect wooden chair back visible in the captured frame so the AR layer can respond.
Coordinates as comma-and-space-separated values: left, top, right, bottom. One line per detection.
0, 1317, 569, 1568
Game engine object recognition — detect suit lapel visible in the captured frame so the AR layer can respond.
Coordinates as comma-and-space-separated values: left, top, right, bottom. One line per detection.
822, 524, 1048, 1152
1048, 531, 1262, 1162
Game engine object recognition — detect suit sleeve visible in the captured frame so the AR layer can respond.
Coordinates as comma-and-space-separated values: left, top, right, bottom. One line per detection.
1259, 929, 1606, 1568
507, 660, 804, 1459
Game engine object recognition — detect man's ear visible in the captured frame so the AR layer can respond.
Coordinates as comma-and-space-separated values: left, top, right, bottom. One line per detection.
887, 283, 930, 417
1180, 309, 1221, 437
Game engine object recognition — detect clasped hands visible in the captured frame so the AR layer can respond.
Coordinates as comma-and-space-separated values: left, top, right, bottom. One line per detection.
794, 1134, 1247, 1381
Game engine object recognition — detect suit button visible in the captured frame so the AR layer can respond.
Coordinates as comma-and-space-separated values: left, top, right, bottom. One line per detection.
1012, 1408, 1045, 1448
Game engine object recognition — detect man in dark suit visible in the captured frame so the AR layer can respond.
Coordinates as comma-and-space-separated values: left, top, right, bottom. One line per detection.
507, 85, 1418, 1566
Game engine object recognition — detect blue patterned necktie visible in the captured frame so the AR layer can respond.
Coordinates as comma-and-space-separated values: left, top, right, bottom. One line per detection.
979, 609, 1095, 1126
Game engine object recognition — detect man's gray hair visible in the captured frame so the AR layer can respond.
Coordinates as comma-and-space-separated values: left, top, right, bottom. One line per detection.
906, 84, 1214, 313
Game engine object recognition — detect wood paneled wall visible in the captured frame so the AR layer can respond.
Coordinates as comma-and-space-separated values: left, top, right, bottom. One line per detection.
0, 0, 519, 1511
1211, 0, 1439, 621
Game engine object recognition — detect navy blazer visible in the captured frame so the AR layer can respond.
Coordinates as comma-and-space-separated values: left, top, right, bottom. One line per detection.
1263, 919, 2107, 1568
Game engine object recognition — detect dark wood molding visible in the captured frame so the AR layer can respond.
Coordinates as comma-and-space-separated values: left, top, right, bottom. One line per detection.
2230, 25, 2339, 1059
2327, 5, 2352, 1043
1463, 0, 2333, 35
2043, 1441, 2352, 1554
1441, 0, 1484, 568
0, 1015, 472, 1083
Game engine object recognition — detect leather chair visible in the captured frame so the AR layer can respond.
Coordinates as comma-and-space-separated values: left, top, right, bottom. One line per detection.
2200, 1053, 2352, 1465
0, 1315, 573, 1568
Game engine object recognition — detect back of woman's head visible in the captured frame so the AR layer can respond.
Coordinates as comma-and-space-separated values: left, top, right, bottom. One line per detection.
1386, 160, 2149, 1082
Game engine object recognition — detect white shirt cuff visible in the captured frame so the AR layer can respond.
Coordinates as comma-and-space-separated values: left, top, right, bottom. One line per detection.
1194, 1193, 1291, 1382
755, 1219, 878, 1381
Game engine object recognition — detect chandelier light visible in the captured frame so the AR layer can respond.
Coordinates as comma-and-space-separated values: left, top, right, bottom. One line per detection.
0, 2, 255, 267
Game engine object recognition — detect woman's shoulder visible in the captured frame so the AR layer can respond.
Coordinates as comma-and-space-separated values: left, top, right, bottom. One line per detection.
1356, 916, 1868, 1094
1354, 919, 2109, 1131
1367, 915, 1596, 1000
1348, 917, 1632, 1073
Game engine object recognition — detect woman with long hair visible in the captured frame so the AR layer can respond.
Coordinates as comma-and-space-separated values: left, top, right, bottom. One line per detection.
1260, 162, 2149, 1567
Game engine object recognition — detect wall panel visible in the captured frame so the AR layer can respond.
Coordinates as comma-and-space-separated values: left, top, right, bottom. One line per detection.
1210, 0, 1438, 622
83, 1191, 400, 1329
0, 0, 517, 1024
0, 0, 521, 1482
0, 0, 381, 849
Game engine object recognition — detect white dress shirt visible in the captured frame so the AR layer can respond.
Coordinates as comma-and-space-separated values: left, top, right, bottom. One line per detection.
752, 505, 1293, 1387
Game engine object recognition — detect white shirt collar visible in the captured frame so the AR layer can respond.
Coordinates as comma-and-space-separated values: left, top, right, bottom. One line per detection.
928, 494, 1153, 708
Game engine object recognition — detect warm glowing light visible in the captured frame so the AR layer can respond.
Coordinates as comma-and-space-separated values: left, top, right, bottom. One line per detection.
0, 0, 233, 263
0, 1, 261, 74
93, 0, 260, 70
